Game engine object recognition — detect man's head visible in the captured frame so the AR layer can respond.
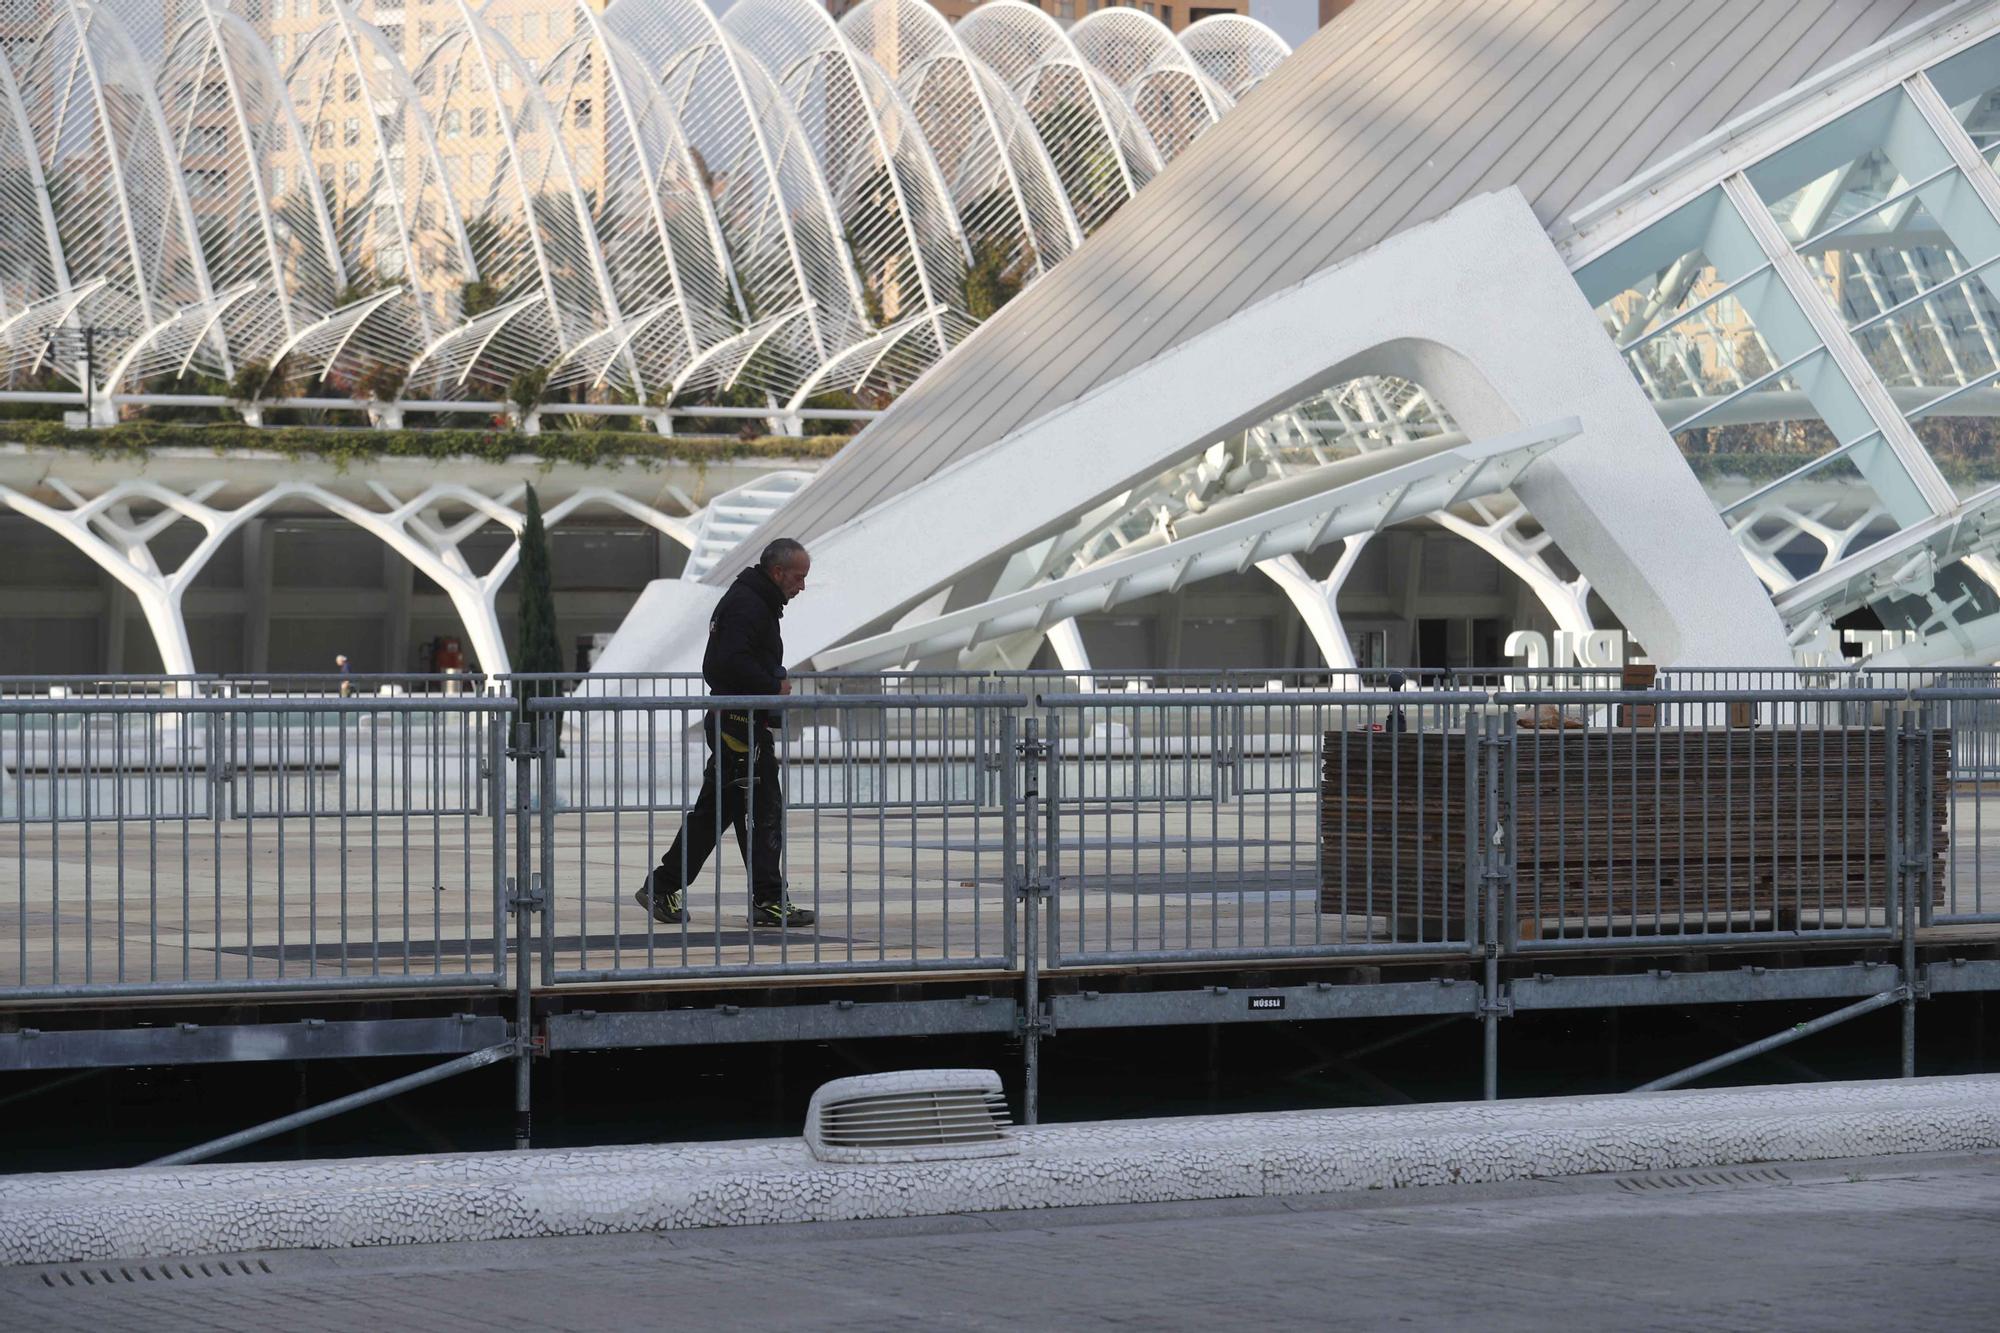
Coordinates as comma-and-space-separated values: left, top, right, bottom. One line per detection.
759, 537, 810, 603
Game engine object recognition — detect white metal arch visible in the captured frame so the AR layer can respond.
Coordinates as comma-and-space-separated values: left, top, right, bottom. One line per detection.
954, 0, 1159, 234
20, 0, 224, 382
841, 0, 1081, 277
0, 47, 71, 331
286, 1, 478, 361
725, 0, 972, 358
540, 4, 743, 394
1068, 6, 1229, 164
155, 0, 345, 364
606, 0, 868, 376
1176, 13, 1292, 101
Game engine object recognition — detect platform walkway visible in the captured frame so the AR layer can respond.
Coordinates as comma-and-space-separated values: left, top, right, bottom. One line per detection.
9, 792, 2000, 991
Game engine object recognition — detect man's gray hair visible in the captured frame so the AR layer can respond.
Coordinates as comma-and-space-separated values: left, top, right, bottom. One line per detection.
760, 537, 808, 572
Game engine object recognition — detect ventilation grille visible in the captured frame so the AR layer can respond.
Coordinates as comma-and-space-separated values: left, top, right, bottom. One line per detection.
40, 1258, 274, 1286
1613, 1167, 1791, 1192
806, 1069, 1018, 1163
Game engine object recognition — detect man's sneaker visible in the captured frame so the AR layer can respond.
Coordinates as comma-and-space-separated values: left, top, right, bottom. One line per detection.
752, 899, 816, 928
634, 873, 687, 925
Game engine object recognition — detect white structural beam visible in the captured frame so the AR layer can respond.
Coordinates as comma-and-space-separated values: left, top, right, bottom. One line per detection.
598, 191, 1797, 676
813, 420, 1573, 670
1257, 547, 1362, 671
1773, 484, 2000, 639
0, 475, 707, 676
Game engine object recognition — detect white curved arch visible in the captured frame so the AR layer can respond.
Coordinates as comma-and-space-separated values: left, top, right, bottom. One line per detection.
1069, 6, 1229, 164
0, 46, 71, 326
725, 0, 971, 356
287, 2, 475, 369
544, 5, 742, 389
606, 0, 868, 374
19, 0, 223, 381
1175, 13, 1291, 101
155, 0, 345, 368
843, 0, 1081, 277
955, 0, 1160, 234
409, 2, 628, 392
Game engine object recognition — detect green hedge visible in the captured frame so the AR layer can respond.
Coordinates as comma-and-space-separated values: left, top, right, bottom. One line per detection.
1685, 450, 2000, 489
0, 419, 851, 471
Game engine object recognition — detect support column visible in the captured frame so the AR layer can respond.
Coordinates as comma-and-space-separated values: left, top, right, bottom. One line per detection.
1044, 619, 1091, 672
243, 518, 271, 674
101, 570, 130, 673
384, 540, 413, 677
1258, 542, 1368, 671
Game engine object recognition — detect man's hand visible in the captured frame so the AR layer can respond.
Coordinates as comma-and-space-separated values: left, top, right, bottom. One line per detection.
779, 678, 793, 695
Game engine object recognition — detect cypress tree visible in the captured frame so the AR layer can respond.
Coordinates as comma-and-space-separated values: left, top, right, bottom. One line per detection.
514, 485, 564, 751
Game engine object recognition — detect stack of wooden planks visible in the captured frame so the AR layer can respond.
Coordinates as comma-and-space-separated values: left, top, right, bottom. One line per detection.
1320, 726, 1948, 938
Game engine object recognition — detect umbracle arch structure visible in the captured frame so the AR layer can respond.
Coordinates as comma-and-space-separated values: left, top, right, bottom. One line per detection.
0, 0, 1292, 406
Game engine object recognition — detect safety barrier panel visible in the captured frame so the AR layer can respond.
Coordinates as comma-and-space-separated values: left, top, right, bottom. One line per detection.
0, 695, 513, 1000
522, 693, 1026, 982
1035, 691, 1486, 965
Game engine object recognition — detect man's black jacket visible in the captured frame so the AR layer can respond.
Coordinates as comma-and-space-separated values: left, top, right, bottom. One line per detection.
703, 566, 788, 705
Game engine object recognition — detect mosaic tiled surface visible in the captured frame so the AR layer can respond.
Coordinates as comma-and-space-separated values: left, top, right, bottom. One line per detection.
3, 1075, 1997, 1265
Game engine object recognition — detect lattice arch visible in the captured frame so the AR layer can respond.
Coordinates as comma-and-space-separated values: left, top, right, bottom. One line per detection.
0, 0, 1292, 412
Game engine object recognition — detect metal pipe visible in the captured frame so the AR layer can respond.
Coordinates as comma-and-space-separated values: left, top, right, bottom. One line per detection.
1020, 715, 1042, 1126
147, 1042, 514, 1166
529, 693, 1032, 712
1902, 705, 1924, 1079
512, 713, 539, 1150
1481, 714, 1503, 1102
1631, 989, 1905, 1093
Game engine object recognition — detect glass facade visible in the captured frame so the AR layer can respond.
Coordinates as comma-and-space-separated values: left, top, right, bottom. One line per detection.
1577, 36, 2000, 633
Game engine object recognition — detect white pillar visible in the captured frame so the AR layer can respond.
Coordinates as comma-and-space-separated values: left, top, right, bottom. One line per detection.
1257, 544, 1365, 671
1044, 618, 1091, 671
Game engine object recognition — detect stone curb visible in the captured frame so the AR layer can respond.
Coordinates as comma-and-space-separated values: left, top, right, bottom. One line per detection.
4, 1074, 1997, 1266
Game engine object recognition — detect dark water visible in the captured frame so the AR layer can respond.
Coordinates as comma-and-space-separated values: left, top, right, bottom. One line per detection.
2, 996, 1990, 1174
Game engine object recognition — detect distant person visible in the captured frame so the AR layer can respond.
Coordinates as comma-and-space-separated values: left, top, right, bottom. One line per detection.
433, 636, 466, 696
636, 538, 816, 928
335, 652, 351, 697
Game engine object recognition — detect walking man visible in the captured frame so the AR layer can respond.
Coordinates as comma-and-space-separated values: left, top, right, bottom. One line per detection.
636, 538, 816, 928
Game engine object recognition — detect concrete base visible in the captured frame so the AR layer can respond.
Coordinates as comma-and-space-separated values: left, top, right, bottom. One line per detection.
4, 1075, 1997, 1265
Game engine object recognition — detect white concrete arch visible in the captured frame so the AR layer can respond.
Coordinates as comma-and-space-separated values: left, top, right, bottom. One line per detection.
598, 193, 1795, 676
0, 468, 706, 677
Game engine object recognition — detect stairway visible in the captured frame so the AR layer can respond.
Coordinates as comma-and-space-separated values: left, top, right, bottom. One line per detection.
681, 470, 814, 580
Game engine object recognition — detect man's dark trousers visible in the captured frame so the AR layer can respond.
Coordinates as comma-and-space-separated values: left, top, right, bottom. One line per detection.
654, 713, 785, 907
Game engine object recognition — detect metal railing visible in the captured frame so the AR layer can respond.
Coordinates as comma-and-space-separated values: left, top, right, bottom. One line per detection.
0, 675, 1987, 1002
1037, 691, 1483, 965
9, 671, 2000, 1155
0, 694, 511, 1000
524, 693, 1025, 982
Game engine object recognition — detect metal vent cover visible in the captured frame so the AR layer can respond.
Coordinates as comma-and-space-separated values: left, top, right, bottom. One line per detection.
805, 1069, 1017, 1163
